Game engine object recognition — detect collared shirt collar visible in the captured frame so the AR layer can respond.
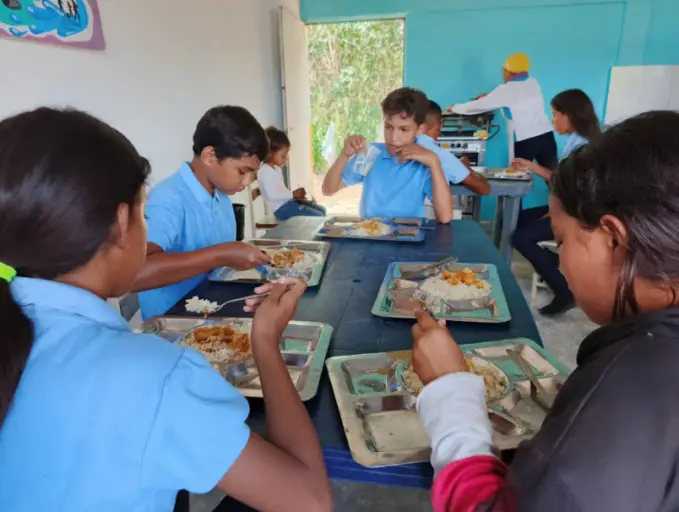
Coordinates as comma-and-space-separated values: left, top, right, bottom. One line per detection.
179, 162, 218, 205
11, 277, 128, 331
507, 73, 529, 82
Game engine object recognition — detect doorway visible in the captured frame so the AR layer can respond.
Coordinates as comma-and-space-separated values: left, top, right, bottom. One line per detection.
307, 19, 405, 215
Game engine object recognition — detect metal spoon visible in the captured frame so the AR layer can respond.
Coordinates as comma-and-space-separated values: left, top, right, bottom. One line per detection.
400, 257, 459, 280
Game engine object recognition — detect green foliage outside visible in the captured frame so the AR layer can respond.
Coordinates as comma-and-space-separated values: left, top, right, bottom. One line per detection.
307, 20, 404, 174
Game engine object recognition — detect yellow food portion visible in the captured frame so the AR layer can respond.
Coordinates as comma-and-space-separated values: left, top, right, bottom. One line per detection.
270, 247, 304, 268
356, 220, 390, 236
441, 268, 487, 289
183, 325, 251, 362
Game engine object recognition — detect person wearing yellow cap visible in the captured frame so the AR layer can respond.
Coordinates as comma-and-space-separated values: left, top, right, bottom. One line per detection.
447, 52, 557, 174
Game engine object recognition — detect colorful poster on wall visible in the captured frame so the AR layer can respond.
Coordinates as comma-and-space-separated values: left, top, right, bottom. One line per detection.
0, 0, 104, 50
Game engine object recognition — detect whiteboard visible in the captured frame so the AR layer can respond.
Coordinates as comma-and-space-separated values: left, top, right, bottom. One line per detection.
605, 65, 679, 124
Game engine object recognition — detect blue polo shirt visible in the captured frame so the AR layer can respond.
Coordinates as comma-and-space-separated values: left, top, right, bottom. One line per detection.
416, 135, 470, 184
139, 163, 236, 319
0, 278, 250, 511
341, 143, 436, 218
562, 132, 588, 160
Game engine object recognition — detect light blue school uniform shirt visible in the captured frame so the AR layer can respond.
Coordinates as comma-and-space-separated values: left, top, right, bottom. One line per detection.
562, 132, 589, 160
342, 142, 462, 218
416, 134, 470, 184
0, 278, 250, 512
139, 163, 236, 319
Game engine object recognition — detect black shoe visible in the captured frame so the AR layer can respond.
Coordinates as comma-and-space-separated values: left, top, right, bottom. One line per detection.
539, 293, 576, 317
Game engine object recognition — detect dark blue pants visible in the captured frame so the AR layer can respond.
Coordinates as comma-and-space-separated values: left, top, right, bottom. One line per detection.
512, 206, 570, 296
274, 199, 327, 221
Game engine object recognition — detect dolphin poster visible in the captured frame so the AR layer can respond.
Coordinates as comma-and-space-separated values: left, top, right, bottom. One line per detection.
0, 0, 104, 50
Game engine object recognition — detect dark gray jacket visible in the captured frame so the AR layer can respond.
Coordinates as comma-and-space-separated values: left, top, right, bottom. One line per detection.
507, 308, 679, 511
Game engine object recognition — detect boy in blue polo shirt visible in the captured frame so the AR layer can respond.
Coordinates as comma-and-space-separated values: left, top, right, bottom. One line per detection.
419, 100, 490, 195
322, 88, 454, 223
134, 106, 270, 319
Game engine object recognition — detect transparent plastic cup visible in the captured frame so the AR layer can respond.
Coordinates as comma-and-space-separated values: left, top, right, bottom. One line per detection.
353, 144, 381, 176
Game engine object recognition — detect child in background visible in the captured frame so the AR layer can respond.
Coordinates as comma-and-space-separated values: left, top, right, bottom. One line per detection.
133, 106, 270, 319
412, 111, 679, 512
322, 87, 454, 222
0, 108, 331, 512
420, 100, 490, 195
256, 126, 326, 221
511, 89, 602, 316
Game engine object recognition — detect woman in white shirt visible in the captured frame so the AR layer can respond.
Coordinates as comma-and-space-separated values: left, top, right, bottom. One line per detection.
448, 52, 558, 174
256, 127, 326, 221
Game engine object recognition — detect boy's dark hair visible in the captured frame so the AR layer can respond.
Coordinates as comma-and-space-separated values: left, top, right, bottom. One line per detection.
381, 88, 429, 125
425, 100, 443, 125
552, 111, 679, 321
192, 106, 269, 162
265, 126, 291, 153
551, 89, 602, 142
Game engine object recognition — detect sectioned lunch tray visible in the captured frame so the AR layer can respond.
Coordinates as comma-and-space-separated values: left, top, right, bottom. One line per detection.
482, 167, 532, 181
326, 338, 571, 467
140, 316, 333, 401
371, 262, 511, 323
316, 216, 426, 243
207, 239, 330, 287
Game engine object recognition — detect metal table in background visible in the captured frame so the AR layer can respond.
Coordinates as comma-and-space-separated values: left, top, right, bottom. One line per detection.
451, 171, 533, 263
169, 217, 542, 492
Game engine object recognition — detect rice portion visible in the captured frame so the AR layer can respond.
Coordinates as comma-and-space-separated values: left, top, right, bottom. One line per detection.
181, 325, 251, 363
264, 248, 316, 269
185, 296, 219, 314
402, 358, 508, 402
420, 274, 491, 302
349, 220, 392, 237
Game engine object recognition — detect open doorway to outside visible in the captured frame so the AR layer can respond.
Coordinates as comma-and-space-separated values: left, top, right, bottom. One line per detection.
307, 19, 404, 215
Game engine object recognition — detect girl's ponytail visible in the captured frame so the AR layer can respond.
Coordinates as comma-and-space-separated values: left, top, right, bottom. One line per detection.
0, 277, 34, 428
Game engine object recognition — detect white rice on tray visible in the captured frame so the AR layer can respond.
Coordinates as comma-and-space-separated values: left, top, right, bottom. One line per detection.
349, 222, 392, 237
402, 358, 508, 402
185, 296, 219, 314
420, 276, 491, 302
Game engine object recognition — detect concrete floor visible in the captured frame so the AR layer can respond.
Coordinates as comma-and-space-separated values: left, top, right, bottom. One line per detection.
190, 240, 597, 511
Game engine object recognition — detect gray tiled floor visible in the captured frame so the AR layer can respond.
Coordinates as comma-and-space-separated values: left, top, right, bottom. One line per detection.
191, 250, 598, 511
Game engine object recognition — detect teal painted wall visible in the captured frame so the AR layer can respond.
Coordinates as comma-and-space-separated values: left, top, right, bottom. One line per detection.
301, 0, 679, 218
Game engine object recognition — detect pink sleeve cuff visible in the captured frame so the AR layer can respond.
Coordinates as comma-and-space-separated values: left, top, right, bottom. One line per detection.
432, 455, 514, 512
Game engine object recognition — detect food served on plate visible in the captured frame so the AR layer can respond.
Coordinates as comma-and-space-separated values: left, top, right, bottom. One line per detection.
419, 268, 491, 302
498, 168, 529, 178
266, 246, 309, 269
181, 325, 251, 362
185, 296, 219, 315
402, 358, 508, 402
349, 219, 392, 237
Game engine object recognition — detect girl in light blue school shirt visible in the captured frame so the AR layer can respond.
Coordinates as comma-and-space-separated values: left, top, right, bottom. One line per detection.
0, 108, 331, 512
511, 89, 603, 316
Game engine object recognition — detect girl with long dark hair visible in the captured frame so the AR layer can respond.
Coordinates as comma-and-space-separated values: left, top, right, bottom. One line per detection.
512, 89, 602, 316
0, 108, 331, 512
413, 111, 679, 512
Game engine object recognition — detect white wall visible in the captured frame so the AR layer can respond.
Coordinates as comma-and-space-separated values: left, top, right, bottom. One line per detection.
0, 0, 300, 236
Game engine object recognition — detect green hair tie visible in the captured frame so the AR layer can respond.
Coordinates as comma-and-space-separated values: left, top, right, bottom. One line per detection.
0, 262, 17, 283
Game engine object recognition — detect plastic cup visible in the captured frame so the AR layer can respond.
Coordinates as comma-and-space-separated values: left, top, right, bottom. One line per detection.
353, 144, 381, 176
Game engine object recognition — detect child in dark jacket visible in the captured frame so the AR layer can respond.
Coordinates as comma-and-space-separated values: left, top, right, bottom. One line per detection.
412, 110, 679, 512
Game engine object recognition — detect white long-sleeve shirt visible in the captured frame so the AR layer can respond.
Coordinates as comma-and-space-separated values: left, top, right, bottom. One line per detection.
452, 77, 553, 142
257, 163, 293, 213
